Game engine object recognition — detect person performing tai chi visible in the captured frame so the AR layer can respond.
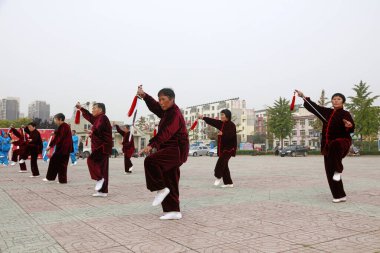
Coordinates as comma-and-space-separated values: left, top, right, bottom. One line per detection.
296, 90, 355, 203
9, 126, 29, 171
198, 109, 237, 188
76, 102, 113, 197
115, 124, 135, 174
24, 122, 43, 178
138, 86, 189, 220
0, 131, 11, 167
43, 113, 73, 184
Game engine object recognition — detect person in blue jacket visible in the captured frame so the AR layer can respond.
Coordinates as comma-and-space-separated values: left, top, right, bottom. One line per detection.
0, 131, 12, 166
70, 130, 79, 166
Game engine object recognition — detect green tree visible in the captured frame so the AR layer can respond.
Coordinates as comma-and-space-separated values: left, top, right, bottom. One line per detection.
0, 118, 31, 128
267, 97, 294, 148
346, 81, 380, 150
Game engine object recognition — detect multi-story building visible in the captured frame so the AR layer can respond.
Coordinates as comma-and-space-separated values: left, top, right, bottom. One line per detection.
28, 100, 50, 121
0, 97, 20, 120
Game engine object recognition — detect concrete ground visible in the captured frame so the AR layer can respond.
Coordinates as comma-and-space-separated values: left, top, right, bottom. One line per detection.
0, 155, 379, 253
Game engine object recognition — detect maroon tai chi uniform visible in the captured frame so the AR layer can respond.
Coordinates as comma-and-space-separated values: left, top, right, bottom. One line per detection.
304, 98, 355, 199
143, 94, 189, 212
203, 117, 237, 185
24, 127, 43, 176
10, 128, 29, 171
46, 122, 73, 183
81, 108, 113, 193
116, 125, 135, 173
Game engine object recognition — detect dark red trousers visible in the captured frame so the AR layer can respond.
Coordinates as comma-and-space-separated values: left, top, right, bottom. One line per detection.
144, 147, 182, 212
29, 152, 40, 176
323, 138, 351, 199
215, 151, 233, 185
124, 155, 133, 172
87, 149, 109, 193
46, 153, 70, 183
12, 148, 28, 171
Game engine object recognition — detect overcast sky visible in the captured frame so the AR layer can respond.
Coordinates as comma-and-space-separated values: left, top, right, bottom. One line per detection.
1, 0, 379, 123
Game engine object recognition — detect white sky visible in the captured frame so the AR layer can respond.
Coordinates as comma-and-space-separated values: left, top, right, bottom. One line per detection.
0, 0, 379, 123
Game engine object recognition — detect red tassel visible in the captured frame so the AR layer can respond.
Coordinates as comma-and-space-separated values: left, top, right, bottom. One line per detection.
190, 120, 198, 130
85, 137, 88, 146
128, 96, 138, 117
290, 93, 296, 111
153, 128, 157, 136
75, 110, 81, 124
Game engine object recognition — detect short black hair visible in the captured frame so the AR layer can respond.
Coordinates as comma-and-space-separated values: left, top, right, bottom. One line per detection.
158, 88, 175, 99
331, 93, 346, 103
54, 113, 65, 121
28, 122, 37, 127
220, 109, 232, 121
94, 103, 106, 113
124, 125, 130, 130
72, 130, 76, 134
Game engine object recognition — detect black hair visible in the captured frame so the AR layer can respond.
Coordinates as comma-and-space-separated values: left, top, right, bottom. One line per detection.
72, 130, 76, 134
158, 88, 175, 99
124, 125, 131, 130
331, 93, 346, 103
94, 103, 106, 113
28, 122, 37, 127
54, 113, 65, 121
220, 109, 232, 121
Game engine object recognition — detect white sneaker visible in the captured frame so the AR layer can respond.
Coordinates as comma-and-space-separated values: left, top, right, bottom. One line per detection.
333, 172, 341, 181
152, 187, 170, 206
221, 184, 234, 188
29, 175, 40, 178
214, 178, 222, 186
159, 212, 182, 220
3, 164, 8, 167
73, 161, 77, 165
332, 197, 347, 203
18, 170, 27, 173
129, 166, 134, 172
95, 178, 105, 191
92, 192, 108, 197
10, 162, 16, 166
42, 178, 54, 182
19, 159, 25, 164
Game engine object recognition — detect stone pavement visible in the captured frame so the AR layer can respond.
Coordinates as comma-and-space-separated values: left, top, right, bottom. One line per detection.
0, 155, 379, 253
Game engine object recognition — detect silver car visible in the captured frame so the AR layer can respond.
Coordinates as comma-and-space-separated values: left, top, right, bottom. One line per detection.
189, 146, 209, 157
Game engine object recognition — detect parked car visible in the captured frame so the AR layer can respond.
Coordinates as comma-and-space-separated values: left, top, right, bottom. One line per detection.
208, 147, 218, 157
189, 146, 209, 156
280, 145, 308, 157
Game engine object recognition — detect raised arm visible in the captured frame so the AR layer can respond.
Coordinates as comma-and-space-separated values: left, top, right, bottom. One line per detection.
149, 111, 180, 149
203, 117, 223, 130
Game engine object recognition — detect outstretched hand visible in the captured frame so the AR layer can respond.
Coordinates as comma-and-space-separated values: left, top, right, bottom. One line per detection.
197, 114, 203, 120
139, 145, 152, 156
137, 85, 145, 98
295, 90, 304, 98
75, 102, 82, 110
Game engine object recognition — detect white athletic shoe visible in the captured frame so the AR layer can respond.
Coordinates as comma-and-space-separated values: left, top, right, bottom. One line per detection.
214, 178, 222, 186
159, 212, 182, 220
70, 161, 77, 166
3, 164, 8, 167
333, 172, 341, 181
42, 178, 54, 182
221, 184, 234, 188
18, 170, 27, 173
129, 166, 134, 172
29, 175, 40, 178
92, 192, 108, 197
19, 159, 25, 164
95, 178, 105, 191
332, 197, 347, 203
10, 162, 16, 166
152, 187, 170, 206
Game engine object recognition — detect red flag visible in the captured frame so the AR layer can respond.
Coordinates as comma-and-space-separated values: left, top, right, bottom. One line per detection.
290, 93, 296, 111
85, 136, 88, 146
75, 110, 81, 124
190, 120, 198, 130
128, 96, 138, 117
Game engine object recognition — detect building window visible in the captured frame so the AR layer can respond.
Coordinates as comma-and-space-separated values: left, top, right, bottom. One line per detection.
292, 130, 297, 136
308, 130, 313, 136
300, 130, 305, 136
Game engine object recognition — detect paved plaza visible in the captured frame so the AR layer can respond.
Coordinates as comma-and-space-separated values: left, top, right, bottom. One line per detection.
0, 155, 379, 253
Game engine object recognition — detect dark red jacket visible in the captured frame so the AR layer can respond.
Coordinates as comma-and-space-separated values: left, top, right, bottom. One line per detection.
24, 127, 43, 154
81, 108, 113, 155
303, 97, 355, 153
203, 117, 237, 157
50, 122, 73, 155
144, 93, 189, 163
10, 128, 28, 149
115, 125, 135, 157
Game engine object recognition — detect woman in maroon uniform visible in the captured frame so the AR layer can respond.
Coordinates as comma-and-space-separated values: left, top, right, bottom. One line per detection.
138, 86, 189, 220
296, 90, 355, 203
44, 113, 73, 184
115, 124, 135, 174
198, 109, 237, 188
24, 122, 43, 177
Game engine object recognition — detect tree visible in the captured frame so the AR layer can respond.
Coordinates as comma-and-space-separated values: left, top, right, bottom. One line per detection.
252, 133, 266, 144
0, 118, 31, 128
312, 89, 330, 132
346, 81, 380, 150
267, 97, 294, 148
